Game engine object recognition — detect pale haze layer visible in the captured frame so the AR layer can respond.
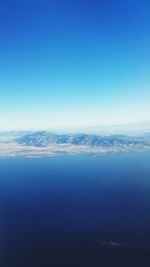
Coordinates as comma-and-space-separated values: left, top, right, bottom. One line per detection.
0, 0, 150, 130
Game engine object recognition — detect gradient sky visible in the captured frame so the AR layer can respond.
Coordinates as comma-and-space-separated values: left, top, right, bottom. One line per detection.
0, 0, 150, 130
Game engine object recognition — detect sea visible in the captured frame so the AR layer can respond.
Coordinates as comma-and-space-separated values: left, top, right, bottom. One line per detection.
0, 152, 150, 266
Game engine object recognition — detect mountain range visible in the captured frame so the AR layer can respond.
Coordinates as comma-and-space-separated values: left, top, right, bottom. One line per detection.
16, 131, 150, 148
0, 128, 150, 157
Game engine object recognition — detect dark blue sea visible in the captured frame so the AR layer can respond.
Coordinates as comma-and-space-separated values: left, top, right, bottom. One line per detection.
0, 152, 150, 266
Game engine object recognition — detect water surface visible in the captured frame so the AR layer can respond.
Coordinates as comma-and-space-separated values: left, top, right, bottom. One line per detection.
0, 152, 150, 266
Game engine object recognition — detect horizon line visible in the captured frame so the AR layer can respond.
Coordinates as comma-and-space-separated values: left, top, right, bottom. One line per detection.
0, 120, 150, 133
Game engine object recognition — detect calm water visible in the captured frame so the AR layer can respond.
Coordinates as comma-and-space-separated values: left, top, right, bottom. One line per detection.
0, 152, 150, 266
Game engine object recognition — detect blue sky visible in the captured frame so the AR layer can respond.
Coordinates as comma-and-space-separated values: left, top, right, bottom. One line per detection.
0, 0, 150, 130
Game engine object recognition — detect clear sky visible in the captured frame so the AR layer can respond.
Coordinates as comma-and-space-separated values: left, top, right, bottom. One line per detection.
0, 0, 150, 130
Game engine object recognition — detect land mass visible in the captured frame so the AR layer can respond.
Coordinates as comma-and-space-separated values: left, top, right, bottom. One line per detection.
0, 131, 150, 157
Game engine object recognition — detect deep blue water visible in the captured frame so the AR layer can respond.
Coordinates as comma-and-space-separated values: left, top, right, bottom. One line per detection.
0, 152, 150, 266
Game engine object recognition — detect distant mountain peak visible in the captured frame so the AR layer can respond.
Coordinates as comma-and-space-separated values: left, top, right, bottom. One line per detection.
15, 131, 150, 148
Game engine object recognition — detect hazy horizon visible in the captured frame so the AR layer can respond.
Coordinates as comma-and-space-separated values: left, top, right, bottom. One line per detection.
0, 120, 150, 135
